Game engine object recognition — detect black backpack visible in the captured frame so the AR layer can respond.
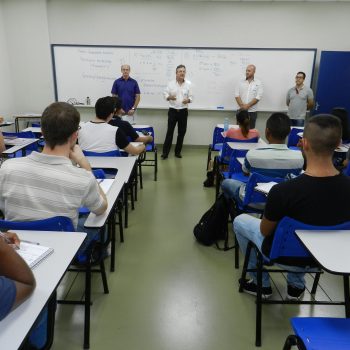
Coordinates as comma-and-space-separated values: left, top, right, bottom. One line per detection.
193, 194, 235, 250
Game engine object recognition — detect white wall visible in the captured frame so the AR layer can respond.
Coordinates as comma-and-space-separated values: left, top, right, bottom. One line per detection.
3, 0, 350, 143
2, 0, 53, 116
0, 2, 14, 118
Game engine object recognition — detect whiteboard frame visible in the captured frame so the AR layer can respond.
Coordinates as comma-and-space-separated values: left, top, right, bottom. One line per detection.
51, 44, 317, 112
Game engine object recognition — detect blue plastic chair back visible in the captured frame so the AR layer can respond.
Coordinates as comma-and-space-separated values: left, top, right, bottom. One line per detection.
211, 126, 225, 149
228, 149, 249, 176
287, 127, 302, 148
291, 317, 350, 349
241, 172, 284, 208
0, 216, 74, 232
219, 136, 259, 164
269, 216, 350, 260
133, 126, 155, 151
3, 131, 39, 155
82, 149, 121, 157
80, 170, 106, 214
343, 162, 350, 176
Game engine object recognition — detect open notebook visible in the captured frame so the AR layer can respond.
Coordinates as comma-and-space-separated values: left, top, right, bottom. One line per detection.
254, 182, 278, 195
17, 242, 54, 269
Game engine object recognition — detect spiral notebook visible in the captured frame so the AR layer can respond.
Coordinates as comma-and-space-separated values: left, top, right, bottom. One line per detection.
17, 242, 54, 269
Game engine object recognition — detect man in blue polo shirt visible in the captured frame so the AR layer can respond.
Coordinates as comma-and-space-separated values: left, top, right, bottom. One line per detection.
111, 64, 140, 124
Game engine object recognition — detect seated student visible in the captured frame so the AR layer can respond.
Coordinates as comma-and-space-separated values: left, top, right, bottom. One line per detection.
78, 96, 145, 155
221, 112, 304, 201
109, 96, 153, 145
234, 115, 350, 300
0, 102, 108, 254
224, 109, 260, 140
0, 231, 35, 321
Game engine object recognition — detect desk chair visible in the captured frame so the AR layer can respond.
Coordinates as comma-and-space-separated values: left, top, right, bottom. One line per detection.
232, 173, 285, 269
220, 149, 249, 192
83, 149, 135, 228
3, 131, 39, 157
0, 216, 109, 349
239, 216, 350, 347
133, 126, 158, 183
214, 137, 259, 198
287, 127, 302, 150
80, 168, 124, 272
207, 126, 224, 170
283, 317, 350, 350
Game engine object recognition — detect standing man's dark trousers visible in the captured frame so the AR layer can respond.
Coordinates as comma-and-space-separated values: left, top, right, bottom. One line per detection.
248, 111, 257, 128
162, 108, 188, 157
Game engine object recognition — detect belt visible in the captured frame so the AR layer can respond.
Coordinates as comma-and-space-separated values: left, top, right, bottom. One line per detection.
170, 108, 188, 112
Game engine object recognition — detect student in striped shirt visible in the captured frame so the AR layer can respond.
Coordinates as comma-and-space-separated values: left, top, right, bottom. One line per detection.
221, 112, 304, 202
0, 102, 108, 254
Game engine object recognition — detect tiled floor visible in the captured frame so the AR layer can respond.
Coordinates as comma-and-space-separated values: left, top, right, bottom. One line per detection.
52, 147, 346, 349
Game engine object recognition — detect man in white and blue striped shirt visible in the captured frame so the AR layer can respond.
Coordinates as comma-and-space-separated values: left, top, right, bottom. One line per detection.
221, 113, 304, 201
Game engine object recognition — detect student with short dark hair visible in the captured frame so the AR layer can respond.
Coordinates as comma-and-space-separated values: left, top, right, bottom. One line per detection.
235, 114, 350, 300
78, 96, 145, 155
109, 96, 153, 144
221, 112, 304, 201
0, 231, 35, 321
0, 102, 108, 255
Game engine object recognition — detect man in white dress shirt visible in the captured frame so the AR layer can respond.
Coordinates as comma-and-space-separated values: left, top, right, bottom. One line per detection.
235, 64, 263, 128
162, 64, 193, 159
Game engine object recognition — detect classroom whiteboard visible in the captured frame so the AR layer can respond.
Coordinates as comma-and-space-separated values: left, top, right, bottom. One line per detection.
52, 45, 316, 111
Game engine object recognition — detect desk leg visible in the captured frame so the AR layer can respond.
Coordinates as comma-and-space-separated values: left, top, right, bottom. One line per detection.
84, 264, 91, 349
344, 275, 350, 318
124, 186, 128, 228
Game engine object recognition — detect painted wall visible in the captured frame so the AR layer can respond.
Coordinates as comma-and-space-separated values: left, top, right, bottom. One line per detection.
2, 0, 53, 117
2, 0, 350, 144
0, 2, 14, 117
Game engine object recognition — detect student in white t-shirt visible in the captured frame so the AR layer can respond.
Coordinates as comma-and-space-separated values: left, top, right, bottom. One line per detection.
78, 96, 145, 155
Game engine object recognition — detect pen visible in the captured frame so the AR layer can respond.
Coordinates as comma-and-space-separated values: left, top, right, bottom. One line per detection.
21, 239, 40, 246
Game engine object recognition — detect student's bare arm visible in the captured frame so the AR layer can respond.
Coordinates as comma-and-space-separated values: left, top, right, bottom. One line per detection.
260, 216, 278, 237
0, 235, 36, 309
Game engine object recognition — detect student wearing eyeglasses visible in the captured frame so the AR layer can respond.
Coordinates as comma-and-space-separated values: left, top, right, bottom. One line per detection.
286, 71, 314, 127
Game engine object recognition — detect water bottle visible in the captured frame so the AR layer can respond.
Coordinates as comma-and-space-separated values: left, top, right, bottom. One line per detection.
224, 117, 229, 132
86, 97, 90, 105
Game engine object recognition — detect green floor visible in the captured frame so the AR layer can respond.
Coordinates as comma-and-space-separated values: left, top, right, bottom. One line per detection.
52, 147, 345, 350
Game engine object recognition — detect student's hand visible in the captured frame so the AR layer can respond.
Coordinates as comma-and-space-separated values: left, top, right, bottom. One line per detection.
0, 116, 4, 124
69, 144, 86, 165
1, 231, 20, 249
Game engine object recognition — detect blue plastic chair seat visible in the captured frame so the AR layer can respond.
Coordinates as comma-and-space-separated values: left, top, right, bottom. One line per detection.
291, 317, 350, 349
